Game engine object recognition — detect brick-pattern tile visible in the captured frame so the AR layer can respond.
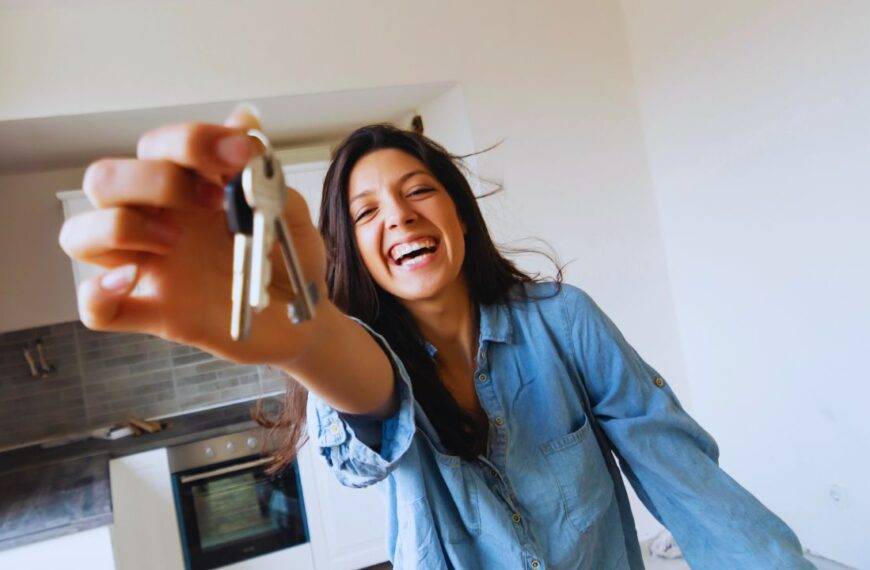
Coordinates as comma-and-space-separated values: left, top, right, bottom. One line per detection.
0, 320, 292, 448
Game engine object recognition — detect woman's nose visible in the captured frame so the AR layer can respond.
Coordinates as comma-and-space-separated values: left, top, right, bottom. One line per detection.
385, 198, 417, 229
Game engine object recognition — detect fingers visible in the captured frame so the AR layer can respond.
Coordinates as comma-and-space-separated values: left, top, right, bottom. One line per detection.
83, 158, 224, 211
77, 265, 159, 333
88, 105, 263, 213
59, 207, 181, 266
137, 122, 261, 178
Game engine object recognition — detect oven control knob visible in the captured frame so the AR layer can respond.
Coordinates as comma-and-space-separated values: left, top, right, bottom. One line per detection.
246, 437, 258, 449
204, 446, 215, 458
226, 442, 236, 453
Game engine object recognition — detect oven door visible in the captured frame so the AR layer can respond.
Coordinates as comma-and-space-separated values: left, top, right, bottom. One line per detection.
173, 455, 310, 570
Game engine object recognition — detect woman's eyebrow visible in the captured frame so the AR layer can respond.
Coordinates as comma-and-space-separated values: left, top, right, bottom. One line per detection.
349, 169, 430, 206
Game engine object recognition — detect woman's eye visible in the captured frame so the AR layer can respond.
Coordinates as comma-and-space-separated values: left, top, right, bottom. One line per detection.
354, 209, 374, 223
408, 187, 433, 197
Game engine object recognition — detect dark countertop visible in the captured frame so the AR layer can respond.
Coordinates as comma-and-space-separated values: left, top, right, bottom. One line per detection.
0, 397, 279, 551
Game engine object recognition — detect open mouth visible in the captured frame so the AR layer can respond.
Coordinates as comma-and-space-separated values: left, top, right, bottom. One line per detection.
389, 237, 440, 269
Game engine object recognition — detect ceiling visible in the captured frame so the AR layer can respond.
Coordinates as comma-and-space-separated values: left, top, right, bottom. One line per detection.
0, 82, 454, 173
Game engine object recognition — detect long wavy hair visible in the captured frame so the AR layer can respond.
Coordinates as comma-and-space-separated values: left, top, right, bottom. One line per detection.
256, 123, 562, 472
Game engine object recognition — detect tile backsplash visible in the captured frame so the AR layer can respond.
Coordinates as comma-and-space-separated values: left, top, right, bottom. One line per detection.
0, 321, 289, 449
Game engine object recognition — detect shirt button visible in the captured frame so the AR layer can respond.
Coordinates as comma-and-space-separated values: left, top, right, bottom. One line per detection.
489, 468, 498, 477
653, 377, 665, 388
511, 513, 521, 524
494, 416, 504, 426
530, 560, 541, 569
478, 373, 488, 382
330, 423, 340, 433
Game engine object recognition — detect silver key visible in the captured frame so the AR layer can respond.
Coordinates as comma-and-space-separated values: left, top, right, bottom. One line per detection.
229, 233, 252, 340
225, 165, 255, 341
240, 130, 317, 324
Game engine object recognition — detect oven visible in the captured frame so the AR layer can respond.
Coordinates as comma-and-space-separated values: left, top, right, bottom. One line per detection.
169, 429, 311, 570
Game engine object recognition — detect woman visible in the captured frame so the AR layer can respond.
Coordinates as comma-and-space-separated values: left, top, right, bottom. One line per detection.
60, 108, 811, 569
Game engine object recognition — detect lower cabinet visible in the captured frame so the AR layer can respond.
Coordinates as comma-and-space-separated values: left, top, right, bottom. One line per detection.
0, 439, 390, 569
109, 448, 186, 570
296, 441, 390, 570
0, 526, 115, 570
108, 441, 388, 570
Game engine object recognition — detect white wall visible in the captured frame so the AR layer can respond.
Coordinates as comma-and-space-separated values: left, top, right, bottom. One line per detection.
620, 1, 870, 566
1, 0, 682, 540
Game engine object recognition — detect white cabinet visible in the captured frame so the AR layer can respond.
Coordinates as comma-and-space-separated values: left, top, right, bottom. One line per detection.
0, 526, 115, 570
298, 442, 389, 570
109, 448, 185, 570
278, 148, 391, 568
56, 189, 101, 294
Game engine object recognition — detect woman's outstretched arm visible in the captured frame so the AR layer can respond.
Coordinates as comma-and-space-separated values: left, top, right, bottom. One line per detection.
59, 109, 396, 419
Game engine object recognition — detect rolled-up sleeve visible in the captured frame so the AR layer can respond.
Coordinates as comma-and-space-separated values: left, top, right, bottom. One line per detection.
306, 317, 416, 488
565, 286, 812, 568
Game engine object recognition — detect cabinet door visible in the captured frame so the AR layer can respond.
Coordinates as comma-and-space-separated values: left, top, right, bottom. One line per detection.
280, 159, 330, 227
299, 441, 389, 570
56, 190, 102, 293
109, 448, 185, 570
0, 526, 115, 570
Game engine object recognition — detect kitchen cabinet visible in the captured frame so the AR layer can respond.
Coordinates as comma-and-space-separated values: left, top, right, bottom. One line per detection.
0, 526, 115, 570
276, 149, 392, 567
109, 437, 387, 570
109, 448, 186, 570
56, 189, 100, 294
302, 442, 390, 569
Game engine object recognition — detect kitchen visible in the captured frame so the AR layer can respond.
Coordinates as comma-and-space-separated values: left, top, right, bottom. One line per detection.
0, 89, 421, 568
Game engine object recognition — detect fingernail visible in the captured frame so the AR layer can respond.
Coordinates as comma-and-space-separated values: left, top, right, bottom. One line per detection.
215, 135, 251, 167
197, 180, 225, 208
232, 102, 261, 120
146, 218, 182, 244
101, 264, 138, 293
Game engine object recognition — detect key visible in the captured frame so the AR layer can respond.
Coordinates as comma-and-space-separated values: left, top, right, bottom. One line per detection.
225, 174, 254, 340
241, 147, 318, 324
223, 128, 318, 341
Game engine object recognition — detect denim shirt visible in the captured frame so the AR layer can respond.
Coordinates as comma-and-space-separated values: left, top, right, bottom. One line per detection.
306, 282, 811, 569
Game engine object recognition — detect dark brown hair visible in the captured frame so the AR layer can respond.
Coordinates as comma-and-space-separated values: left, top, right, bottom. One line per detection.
256, 124, 561, 472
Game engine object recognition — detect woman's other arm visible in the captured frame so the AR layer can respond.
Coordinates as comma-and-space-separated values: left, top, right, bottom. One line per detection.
564, 285, 813, 568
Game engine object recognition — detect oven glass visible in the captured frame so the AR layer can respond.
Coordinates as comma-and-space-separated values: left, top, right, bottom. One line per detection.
175, 458, 308, 570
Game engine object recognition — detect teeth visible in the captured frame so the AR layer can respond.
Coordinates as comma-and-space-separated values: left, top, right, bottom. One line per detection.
391, 238, 437, 262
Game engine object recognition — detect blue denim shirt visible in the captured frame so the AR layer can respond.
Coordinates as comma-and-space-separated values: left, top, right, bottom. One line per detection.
307, 282, 811, 569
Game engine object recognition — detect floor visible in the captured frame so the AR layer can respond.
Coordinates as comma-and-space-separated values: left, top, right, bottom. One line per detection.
362, 546, 854, 569
640, 543, 854, 570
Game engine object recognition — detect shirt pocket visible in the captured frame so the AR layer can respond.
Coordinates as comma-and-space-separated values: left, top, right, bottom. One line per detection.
539, 415, 614, 534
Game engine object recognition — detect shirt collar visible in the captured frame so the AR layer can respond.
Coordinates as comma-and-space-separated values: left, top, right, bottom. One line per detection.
422, 300, 513, 358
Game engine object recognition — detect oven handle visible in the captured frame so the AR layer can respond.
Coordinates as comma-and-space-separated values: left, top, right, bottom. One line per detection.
179, 456, 274, 484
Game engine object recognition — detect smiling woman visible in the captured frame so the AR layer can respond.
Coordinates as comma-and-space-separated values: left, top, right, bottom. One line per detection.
60, 113, 814, 569
262, 124, 559, 468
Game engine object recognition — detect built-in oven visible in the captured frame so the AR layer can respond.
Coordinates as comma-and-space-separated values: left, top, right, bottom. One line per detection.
169, 429, 310, 570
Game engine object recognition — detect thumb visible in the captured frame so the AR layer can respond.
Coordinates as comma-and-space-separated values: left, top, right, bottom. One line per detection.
78, 264, 139, 330
210, 103, 265, 186
224, 102, 262, 132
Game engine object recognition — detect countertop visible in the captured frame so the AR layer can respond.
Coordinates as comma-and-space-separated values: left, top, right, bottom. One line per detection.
0, 397, 279, 551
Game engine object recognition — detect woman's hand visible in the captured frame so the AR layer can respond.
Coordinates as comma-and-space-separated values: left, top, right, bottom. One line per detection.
58, 109, 329, 366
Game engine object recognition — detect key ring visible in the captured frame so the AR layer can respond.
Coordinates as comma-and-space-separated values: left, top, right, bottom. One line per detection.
246, 129, 276, 177
246, 128, 273, 155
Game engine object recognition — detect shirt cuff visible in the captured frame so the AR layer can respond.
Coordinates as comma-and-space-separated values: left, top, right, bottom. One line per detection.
305, 316, 416, 488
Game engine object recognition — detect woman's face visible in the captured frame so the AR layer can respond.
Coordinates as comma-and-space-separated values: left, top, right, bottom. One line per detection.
348, 148, 466, 303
